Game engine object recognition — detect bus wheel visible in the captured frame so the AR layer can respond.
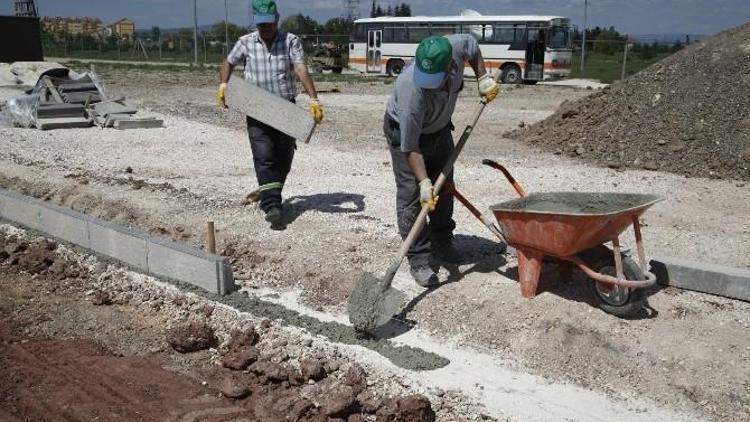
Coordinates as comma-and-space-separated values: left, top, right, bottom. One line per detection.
386, 59, 405, 77
501, 64, 522, 84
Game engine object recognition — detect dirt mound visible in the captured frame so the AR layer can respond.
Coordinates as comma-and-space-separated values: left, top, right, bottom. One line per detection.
509, 22, 750, 180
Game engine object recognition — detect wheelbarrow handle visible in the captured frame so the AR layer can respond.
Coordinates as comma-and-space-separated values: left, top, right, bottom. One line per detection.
481, 159, 527, 198
446, 182, 505, 241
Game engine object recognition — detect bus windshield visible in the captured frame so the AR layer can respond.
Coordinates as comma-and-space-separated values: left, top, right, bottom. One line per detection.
548, 26, 570, 49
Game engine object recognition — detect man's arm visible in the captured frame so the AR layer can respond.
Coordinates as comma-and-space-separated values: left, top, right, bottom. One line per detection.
406, 151, 428, 182
456, 34, 499, 102
219, 60, 235, 83
293, 63, 318, 99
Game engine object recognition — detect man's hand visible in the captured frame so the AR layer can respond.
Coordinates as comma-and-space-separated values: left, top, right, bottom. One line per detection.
308, 98, 324, 123
478, 74, 500, 103
419, 179, 438, 211
217, 82, 228, 109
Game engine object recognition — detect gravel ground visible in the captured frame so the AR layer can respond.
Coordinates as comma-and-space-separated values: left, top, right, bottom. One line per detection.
0, 65, 748, 420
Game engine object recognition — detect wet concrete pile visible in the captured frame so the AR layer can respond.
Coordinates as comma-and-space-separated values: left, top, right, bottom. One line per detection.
508, 22, 750, 180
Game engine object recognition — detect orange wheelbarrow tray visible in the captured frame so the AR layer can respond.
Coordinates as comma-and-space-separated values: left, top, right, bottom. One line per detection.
449, 160, 664, 316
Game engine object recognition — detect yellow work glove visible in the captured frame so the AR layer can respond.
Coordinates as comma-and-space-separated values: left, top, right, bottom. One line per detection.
478, 74, 500, 103
419, 179, 439, 211
308, 98, 324, 123
217, 82, 227, 108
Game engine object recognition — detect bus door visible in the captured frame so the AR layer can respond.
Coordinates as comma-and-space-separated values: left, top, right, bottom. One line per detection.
367, 29, 382, 73
525, 29, 546, 81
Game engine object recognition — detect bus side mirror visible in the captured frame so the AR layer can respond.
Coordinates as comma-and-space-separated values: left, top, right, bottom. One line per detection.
350, 43, 354, 50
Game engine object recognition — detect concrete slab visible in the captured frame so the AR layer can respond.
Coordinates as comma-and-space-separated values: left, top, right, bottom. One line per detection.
36, 117, 92, 130
0, 188, 42, 230
37, 103, 85, 118
88, 218, 148, 271
651, 257, 750, 302
225, 77, 315, 143
114, 118, 164, 130
147, 237, 235, 295
93, 101, 138, 117
38, 204, 91, 248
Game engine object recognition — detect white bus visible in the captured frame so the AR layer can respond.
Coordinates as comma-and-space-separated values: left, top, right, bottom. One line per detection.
348, 13, 572, 84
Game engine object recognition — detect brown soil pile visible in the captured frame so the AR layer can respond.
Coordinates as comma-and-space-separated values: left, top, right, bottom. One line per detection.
508, 22, 750, 180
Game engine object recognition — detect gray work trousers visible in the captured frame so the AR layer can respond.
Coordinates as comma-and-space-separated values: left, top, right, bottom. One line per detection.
384, 114, 456, 267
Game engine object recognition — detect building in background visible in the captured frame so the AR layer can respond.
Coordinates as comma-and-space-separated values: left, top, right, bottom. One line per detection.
41, 17, 104, 37
110, 18, 135, 40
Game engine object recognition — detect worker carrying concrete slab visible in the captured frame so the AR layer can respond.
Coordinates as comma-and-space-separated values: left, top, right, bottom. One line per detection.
217, 0, 324, 227
384, 35, 500, 286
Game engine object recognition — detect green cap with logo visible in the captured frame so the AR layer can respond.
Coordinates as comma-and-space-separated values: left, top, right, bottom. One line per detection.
413, 36, 453, 89
253, 0, 278, 24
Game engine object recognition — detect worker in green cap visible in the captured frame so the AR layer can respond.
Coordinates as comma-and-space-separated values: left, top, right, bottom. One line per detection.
217, 0, 324, 227
384, 34, 500, 287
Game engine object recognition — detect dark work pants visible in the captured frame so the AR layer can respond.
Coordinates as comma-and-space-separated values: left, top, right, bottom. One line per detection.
246, 116, 296, 212
384, 115, 456, 267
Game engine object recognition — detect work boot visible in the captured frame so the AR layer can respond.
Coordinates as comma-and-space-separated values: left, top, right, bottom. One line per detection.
431, 240, 464, 264
264, 206, 283, 225
410, 263, 439, 288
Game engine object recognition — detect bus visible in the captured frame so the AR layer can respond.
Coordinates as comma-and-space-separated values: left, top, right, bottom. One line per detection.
348, 12, 572, 84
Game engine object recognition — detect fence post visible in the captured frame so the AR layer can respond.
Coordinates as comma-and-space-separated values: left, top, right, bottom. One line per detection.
621, 42, 630, 80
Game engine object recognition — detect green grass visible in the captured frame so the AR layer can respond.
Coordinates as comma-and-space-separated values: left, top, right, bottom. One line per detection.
570, 51, 672, 83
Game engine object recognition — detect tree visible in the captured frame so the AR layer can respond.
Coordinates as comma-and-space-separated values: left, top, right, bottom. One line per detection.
323, 17, 353, 35
281, 13, 320, 35
394, 3, 411, 17
370, 0, 377, 18
151, 26, 161, 41
210, 21, 246, 43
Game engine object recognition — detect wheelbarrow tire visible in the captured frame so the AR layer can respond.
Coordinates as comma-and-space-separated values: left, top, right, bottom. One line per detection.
578, 246, 647, 318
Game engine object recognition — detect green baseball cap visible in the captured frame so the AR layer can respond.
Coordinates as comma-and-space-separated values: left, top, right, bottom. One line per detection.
253, 0, 278, 24
414, 36, 453, 89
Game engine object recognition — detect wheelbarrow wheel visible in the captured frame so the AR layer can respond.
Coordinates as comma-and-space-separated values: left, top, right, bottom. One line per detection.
578, 246, 647, 318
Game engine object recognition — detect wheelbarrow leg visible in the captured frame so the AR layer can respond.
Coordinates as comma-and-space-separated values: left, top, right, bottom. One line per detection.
517, 249, 544, 298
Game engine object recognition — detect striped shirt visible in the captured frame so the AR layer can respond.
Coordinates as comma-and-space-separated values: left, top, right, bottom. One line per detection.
227, 29, 305, 101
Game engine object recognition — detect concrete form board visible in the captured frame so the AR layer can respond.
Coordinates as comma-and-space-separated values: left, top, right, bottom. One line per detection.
38, 205, 91, 248
37, 104, 85, 118
88, 218, 148, 271
226, 78, 315, 142
0, 189, 42, 230
0, 188, 234, 295
146, 237, 227, 294
651, 257, 750, 302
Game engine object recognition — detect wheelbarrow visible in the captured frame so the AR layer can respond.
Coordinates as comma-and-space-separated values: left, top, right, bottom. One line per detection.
447, 160, 663, 317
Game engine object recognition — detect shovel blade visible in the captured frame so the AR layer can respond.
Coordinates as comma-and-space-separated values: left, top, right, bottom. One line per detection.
348, 272, 407, 332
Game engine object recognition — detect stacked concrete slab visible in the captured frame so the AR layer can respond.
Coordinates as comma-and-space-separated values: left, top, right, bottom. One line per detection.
0, 188, 234, 295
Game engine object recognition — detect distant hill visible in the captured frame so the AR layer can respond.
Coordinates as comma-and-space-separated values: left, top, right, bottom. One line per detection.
629, 33, 708, 44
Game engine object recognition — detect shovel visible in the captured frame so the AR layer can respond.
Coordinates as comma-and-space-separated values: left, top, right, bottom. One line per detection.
348, 71, 502, 333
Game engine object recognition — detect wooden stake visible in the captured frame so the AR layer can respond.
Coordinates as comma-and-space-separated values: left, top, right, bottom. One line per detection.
207, 221, 216, 254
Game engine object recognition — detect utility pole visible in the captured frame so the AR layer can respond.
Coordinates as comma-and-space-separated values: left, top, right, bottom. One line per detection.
193, 0, 199, 65
621, 40, 630, 80
224, 0, 230, 54
580, 0, 588, 73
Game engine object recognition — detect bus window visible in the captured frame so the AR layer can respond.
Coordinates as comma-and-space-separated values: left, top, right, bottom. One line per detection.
394, 25, 408, 42
430, 24, 458, 36
407, 24, 430, 42
353, 24, 366, 42
494, 26, 515, 44
382, 26, 394, 42
548, 26, 570, 49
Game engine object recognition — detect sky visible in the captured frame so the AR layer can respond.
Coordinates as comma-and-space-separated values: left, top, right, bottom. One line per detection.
2, 0, 749, 35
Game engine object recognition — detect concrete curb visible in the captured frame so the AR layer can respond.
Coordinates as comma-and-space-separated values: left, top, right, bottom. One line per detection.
650, 256, 750, 302
0, 188, 235, 295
